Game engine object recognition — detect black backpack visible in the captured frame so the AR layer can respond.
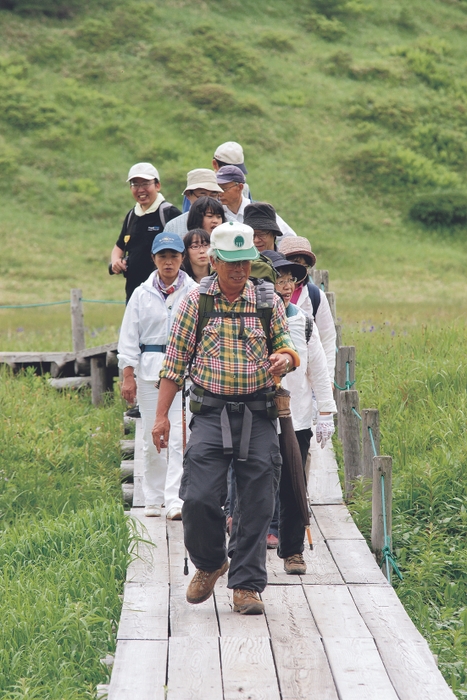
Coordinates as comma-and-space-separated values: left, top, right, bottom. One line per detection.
307, 281, 321, 318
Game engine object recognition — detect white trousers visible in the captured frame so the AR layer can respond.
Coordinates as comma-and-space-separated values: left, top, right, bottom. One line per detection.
137, 377, 185, 511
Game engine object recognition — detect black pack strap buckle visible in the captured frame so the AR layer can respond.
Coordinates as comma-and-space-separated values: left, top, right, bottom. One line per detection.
226, 402, 244, 414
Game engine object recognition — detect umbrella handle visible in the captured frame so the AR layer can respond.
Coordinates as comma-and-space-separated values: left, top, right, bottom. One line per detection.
273, 376, 281, 389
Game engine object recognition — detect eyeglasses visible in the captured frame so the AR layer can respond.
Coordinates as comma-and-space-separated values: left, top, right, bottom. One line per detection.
276, 277, 297, 288
188, 243, 210, 250
192, 191, 220, 200
220, 183, 240, 192
129, 180, 154, 189
218, 259, 250, 268
253, 231, 274, 240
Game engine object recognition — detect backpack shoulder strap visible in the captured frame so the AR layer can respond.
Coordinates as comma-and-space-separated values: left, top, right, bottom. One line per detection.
195, 275, 217, 346
307, 281, 321, 318
159, 201, 172, 228
253, 279, 274, 355
305, 314, 313, 344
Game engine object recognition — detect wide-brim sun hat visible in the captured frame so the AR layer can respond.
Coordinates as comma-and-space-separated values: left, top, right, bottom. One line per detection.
182, 168, 223, 195
210, 221, 259, 262
278, 235, 317, 268
261, 250, 307, 283
127, 162, 160, 181
243, 202, 283, 236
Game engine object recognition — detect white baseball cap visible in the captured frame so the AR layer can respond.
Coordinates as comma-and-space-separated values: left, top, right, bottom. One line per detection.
210, 221, 259, 262
213, 141, 248, 174
126, 162, 160, 182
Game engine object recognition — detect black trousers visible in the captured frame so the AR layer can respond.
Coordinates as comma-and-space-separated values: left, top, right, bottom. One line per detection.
180, 408, 281, 592
277, 428, 312, 559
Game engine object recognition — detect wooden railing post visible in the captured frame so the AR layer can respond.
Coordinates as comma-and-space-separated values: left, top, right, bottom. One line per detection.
372, 455, 392, 579
311, 269, 329, 292
326, 291, 337, 324
70, 289, 85, 353
335, 346, 356, 437
340, 390, 362, 497
362, 409, 380, 480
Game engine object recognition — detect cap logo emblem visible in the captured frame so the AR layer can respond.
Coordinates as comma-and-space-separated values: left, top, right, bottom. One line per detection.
234, 235, 245, 248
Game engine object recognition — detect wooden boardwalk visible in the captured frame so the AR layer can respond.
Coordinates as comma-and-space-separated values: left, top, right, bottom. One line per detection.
107, 420, 455, 700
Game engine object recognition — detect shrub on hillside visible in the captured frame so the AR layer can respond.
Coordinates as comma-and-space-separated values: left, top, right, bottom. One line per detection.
348, 95, 416, 130
391, 38, 452, 90
188, 84, 237, 111
344, 140, 461, 189
308, 0, 368, 18
0, 0, 113, 17
0, 81, 65, 130
0, 137, 20, 180
257, 30, 295, 52
192, 26, 265, 83
304, 12, 346, 41
411, 124, 467, 166
409, 191, 467, 226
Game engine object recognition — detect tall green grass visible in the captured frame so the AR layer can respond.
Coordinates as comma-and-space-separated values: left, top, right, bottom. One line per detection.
0, 368, 131, 697
345, 323, 467, 696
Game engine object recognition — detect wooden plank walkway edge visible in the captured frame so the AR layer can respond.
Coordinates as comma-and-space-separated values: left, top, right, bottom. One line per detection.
106, 421, 455, 700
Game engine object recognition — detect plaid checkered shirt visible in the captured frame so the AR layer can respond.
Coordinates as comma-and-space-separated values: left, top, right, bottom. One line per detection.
160, 277, 296, 396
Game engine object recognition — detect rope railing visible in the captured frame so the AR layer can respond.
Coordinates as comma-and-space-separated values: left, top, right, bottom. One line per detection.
0, 298, 125, 309
334, 360, 356, 391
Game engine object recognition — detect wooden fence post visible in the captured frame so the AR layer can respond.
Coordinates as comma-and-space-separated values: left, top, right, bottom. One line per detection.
326, 291, 337, 324
335, 346, 356, 437
311, 269, 329, 292
91, 355, 107, 405
70, 289, 85, 353
371, 455, 392, 579
339, 390, 362, 497
362, 409, 380, 480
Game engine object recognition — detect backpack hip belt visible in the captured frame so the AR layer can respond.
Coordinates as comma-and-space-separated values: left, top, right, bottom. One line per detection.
189, 385, 277, 461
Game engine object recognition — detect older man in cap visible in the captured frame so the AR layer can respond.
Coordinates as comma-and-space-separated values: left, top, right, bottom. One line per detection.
110, 162, 181, 303
216, 165, 297, 238
212, 140, 251, 201
164, 168, 223, 238
152, 221, 299, 615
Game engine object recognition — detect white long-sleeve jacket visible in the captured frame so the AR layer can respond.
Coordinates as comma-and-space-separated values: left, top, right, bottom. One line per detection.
282, 304, 336, 431
294, 284, 336, 381
117, 271, 198, 381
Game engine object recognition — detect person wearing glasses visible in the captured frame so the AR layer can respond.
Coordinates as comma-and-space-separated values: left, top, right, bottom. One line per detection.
110, 162, 182, 303
243, 201, 284, 254
263, 250, 336, 574
163, 169, 223, 239
216, 166, 297, 239
182, 228, 211, 283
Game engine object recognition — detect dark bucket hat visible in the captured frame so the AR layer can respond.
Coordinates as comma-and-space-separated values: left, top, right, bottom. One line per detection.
261, 250, 307, 283
243, 202, 283, 236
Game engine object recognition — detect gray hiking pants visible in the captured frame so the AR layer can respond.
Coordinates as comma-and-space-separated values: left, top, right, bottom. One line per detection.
180, 408, 281, 592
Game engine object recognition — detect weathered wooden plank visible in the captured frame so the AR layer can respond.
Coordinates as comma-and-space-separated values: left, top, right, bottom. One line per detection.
350, 582, 457, 698
0, 351, 75, 364
374, 637, 456, 700
272, 638, 339, 700
91, 354, 108, 405
120, 439, 135, 457
125, 512, 168, 584
328, 540, 389, 585
167, 636, 223, 699
261, 585, 319, 639
216, 578, 270, 637
308, 436, 343, 505
303, 585, 372, 639
323, 637, 399, 700
117, 583, 168, 640
220, 636, 281, 700
312, 504, 365, 540
77, 341, 118, 358
107, 640, 166, 700
133, 475, 144, 506
48, 376, 91, 390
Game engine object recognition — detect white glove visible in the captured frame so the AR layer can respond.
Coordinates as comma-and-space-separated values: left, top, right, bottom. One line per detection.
316, 414, 335, 449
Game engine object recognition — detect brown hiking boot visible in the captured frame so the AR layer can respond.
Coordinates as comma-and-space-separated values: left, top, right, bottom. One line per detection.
284, 553, 307, 575
233, 589, 265, 615
186, 560, 229, 604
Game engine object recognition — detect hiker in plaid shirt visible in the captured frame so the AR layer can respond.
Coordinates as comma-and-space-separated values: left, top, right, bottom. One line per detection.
153, 221, 299, 615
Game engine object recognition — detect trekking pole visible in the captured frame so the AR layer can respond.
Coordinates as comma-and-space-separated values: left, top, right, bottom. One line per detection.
182, 377, 189, 576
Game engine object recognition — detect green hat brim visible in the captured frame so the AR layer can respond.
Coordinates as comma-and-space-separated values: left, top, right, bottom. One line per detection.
216, 246, 259, 262
216, 247, 259, 262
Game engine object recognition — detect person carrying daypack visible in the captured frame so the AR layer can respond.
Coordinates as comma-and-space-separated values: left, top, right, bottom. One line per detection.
110, 162, 181, 303
152, 221, 299, 616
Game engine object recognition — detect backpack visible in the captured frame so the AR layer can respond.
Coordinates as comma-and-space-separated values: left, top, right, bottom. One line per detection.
123, 200, 173, 236
307, 281, 321, 318
196, 274, 275, 355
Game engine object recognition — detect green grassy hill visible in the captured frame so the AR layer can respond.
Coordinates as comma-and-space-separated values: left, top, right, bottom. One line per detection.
1, 0, 467, 344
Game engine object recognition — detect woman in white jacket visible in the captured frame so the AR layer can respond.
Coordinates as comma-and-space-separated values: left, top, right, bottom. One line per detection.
118, 232, 198, 519
263, 251, 336, 574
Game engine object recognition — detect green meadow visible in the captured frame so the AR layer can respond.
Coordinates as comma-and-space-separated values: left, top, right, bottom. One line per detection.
1, 0, 467, 695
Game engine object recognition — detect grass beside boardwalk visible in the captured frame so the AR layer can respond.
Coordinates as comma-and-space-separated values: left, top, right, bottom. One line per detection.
0, 368, 131, 699
345, 322, 467, 697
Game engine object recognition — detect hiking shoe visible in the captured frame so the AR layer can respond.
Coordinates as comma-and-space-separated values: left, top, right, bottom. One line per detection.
266, 533, 279, 549
186, 560, 229, 604
284, 553, 306, 575
166, 507, 182, 521
125, 406, 141, 418
144, 504, 161, 517
233, 589, 265, 615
